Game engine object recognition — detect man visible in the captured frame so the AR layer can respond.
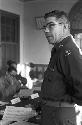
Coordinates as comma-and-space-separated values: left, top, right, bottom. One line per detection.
41, 10, 82, 125
0, 66, 21, 101
7, 60, 27, 86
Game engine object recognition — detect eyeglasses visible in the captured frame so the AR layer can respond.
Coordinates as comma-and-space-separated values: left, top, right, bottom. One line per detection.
42, 22, 63, 31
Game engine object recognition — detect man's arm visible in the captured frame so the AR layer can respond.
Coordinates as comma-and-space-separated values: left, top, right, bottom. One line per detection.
59, 46, 82, 103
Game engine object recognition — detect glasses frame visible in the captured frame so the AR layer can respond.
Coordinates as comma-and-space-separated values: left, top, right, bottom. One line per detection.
42, 22, 63, 31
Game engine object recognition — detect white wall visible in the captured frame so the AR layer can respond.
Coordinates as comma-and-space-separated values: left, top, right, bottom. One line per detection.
24, 0, 78, 64
0, 0, 24, 63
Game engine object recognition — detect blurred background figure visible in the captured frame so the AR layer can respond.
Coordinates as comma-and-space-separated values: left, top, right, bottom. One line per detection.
7, 60, 27, 88
7, 60, 17, 70
0, 66, 21, 101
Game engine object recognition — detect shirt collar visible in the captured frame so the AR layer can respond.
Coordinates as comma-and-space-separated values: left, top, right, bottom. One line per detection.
53, 35, 72, 51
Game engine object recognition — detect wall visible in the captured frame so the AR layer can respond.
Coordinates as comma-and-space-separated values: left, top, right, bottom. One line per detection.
24, 0, 78, 64
0, 0, 24, 63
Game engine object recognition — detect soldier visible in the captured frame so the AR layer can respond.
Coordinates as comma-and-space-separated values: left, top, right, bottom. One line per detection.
41, 10, 82, 125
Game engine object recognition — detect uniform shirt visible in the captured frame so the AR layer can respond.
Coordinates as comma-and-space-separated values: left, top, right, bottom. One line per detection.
41, 35, 82, 104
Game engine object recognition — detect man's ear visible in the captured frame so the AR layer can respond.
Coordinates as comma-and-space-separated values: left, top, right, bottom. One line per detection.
64, 23, 68, 29
63, 23, 69, 33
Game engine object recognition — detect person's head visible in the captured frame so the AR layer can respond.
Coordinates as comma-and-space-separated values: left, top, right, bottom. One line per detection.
43, 10, 70, 45
7, 60, 17, 69
7, 66, 17, 76
29, 62, 35, 71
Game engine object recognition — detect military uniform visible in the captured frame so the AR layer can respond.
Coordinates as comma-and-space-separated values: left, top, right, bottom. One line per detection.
41, 36, 82, 125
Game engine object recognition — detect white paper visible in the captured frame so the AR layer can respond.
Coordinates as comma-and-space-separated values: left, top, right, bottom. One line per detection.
31, 93, 39, 99
11, 97, 21, 104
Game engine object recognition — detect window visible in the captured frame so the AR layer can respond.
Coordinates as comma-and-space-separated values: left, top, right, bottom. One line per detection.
1, 10, 19, 43
0, 10, 20, 68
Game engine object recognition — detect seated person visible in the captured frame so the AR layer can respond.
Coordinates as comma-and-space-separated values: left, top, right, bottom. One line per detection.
7, 60, 27, 87
0, 66, 21, 101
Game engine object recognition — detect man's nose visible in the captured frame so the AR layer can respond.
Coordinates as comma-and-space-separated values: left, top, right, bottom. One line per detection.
44, 27, 50, 33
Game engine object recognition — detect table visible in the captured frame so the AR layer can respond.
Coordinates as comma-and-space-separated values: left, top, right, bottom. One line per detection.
0, 88, 41, 125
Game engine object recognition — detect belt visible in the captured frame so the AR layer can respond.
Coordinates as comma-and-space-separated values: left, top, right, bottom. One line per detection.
44, 100, 75, 107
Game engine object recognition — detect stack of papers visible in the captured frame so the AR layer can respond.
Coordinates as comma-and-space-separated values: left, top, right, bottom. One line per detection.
0, 121, 38, 125
1, 106, 36, 125
9, 121, 38, 125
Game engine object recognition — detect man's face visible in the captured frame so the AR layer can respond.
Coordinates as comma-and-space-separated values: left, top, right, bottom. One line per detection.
11, 63, 17, 69
43, 17, 65, 45
10, 70, 17, 76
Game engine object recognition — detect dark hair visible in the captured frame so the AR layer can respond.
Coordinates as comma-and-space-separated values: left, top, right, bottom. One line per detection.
29, 62, 35, 68
7, 60, 17, 67
7, 66, 17, 73
44, 10, 70, 25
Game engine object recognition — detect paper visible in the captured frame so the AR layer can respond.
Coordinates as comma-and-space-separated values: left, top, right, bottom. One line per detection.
9, 121, 38, 125
11, 97, 21, 104
31, 93, 39, 99
2, 106, 36, 122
